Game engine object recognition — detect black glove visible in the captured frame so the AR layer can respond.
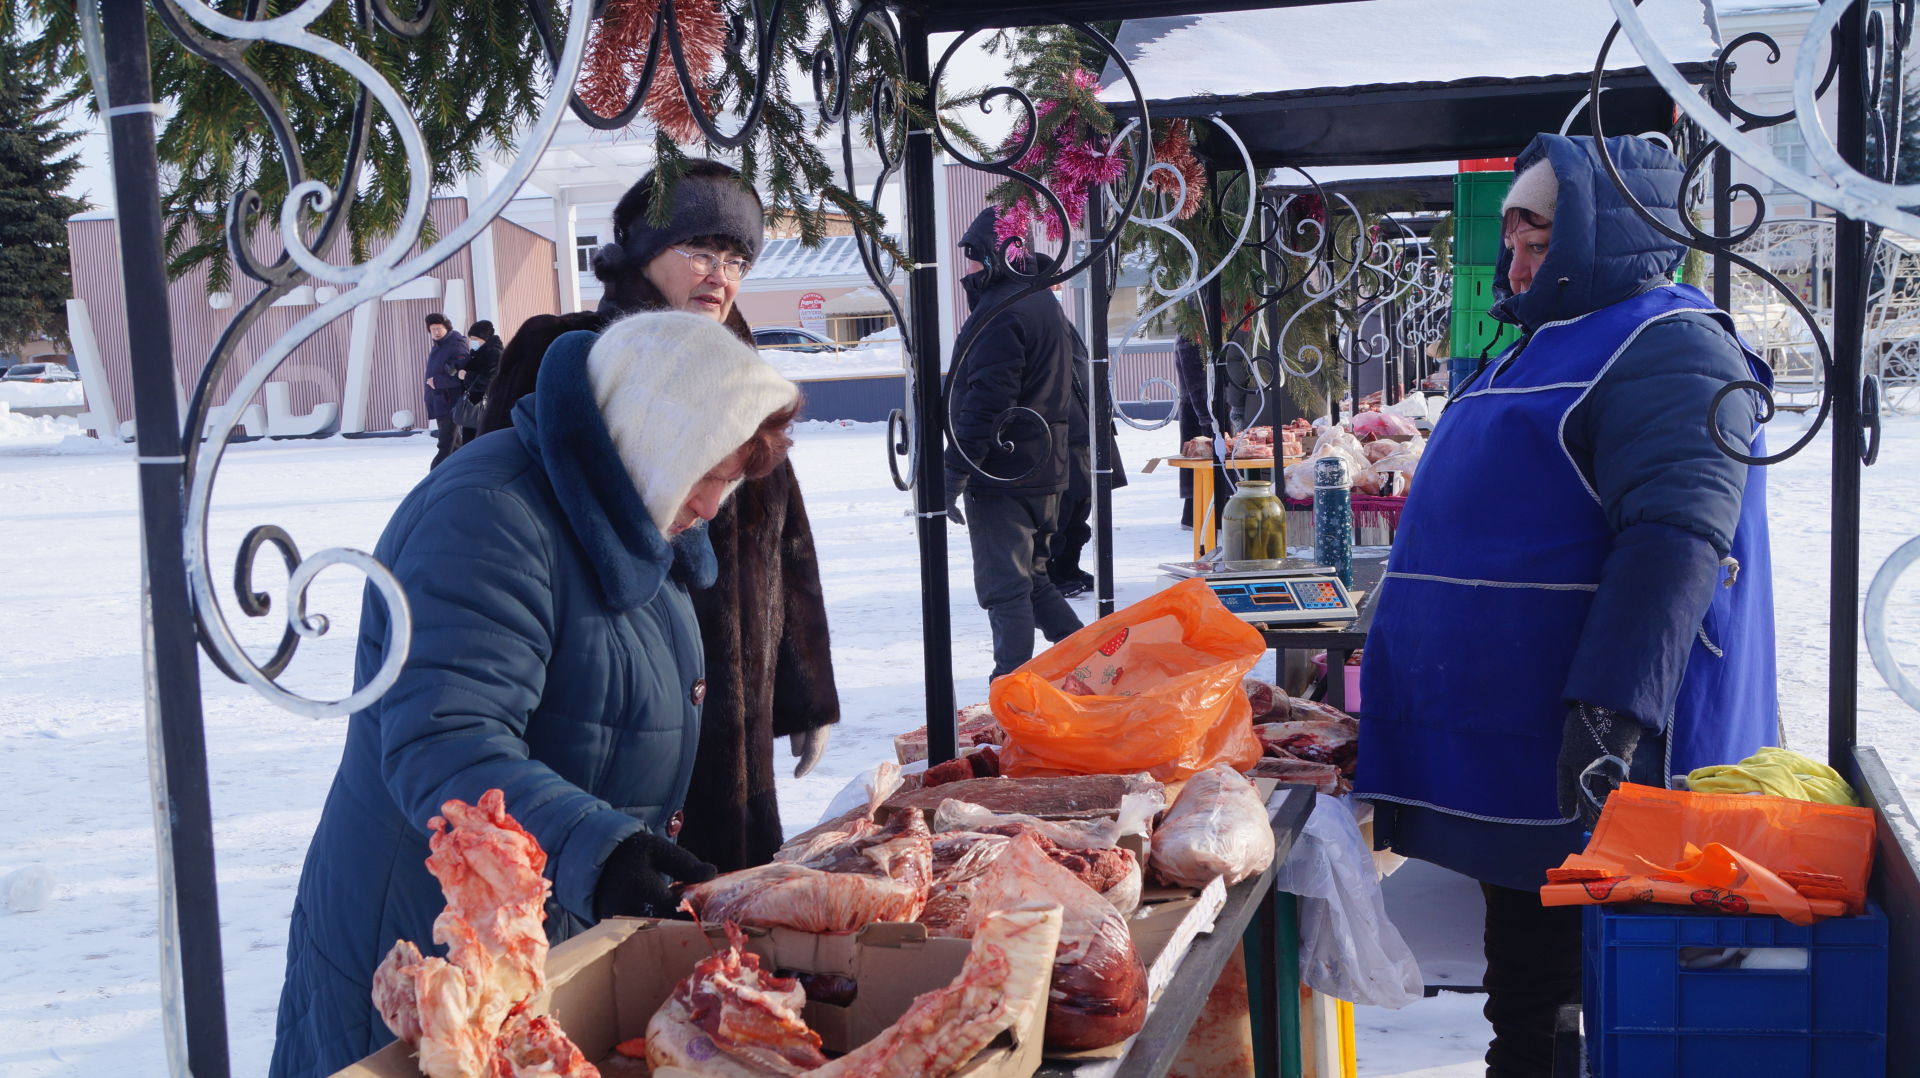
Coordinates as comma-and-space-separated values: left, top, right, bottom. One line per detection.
1556, 702, 1641, 829
946, 491, 967, 527
591, 831, 716, 920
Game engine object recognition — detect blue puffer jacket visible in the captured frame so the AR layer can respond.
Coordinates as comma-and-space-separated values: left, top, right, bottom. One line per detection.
269, 332, 715, 1078
1357, 134, 1776, 889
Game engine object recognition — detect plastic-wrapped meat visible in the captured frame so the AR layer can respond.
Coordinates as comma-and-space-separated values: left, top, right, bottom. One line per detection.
1351, 410, 1419, 439
774, 762, 904, 864
646, 922, 827, 1077
685, 811, 933, 933
964, 834, 1149, 1051
1149, 765, 1276, 890
920, 832, 1011, 936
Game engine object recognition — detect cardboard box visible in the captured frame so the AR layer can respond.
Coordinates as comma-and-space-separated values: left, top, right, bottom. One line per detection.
334, 918, 1045, 1078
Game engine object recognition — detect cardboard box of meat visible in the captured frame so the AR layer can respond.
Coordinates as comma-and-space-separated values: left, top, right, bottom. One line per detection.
334, 916, 1050, 1078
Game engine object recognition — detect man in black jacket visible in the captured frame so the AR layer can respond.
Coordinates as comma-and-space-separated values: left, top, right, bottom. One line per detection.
946, 209, 1083, 678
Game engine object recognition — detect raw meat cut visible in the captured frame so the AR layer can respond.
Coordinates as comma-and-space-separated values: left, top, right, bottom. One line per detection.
773, 762, 903, 863
646, 906, 1063, 1078
372, 790, 594, 1078
646, 923, 826, 1077
1248, 755, 1344, 795
1255, 719, 1359, 775
1241, 677, 1286, 721
811, 904, 1063, 1077
884, 774, 1146, 821
892, 705, 1005, 765
1180, 436, 1214, 458
496, 1005, 601, 1078
930, 791, 1162, 852
1150, 765, 1276, 889
684, 811, 933, 932
964, 834, 1149, 1051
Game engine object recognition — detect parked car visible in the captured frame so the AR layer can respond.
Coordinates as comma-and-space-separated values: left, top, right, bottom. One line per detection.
1, 363, 79, 383
753, 326, 842, 353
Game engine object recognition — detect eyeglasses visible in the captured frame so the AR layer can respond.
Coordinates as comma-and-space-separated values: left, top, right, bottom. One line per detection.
668, 247, 753, 282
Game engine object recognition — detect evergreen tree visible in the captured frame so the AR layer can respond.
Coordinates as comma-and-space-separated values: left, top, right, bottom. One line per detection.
0, 32, 87, 354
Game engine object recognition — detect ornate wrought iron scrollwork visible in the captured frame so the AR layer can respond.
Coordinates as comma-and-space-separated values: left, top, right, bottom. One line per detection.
79, 0, 600, 718
1587, 15, 1846, 466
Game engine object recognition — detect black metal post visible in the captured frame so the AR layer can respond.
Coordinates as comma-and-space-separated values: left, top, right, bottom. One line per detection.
1088, 188, 1117, 617
900, 15, 957, 763
1711, 138, 1731, 311
1829, 2, 1869, 767
99, 0, 230, 1073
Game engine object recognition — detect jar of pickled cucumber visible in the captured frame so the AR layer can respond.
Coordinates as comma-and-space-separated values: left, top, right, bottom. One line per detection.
1221, 480, 1288, 561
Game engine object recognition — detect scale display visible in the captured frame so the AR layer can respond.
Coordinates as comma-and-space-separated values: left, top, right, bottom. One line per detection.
1198, 574, 1358, 625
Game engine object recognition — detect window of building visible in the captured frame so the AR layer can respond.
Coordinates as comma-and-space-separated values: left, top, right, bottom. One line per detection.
1771, 125, 1807, 191
576, 234, 601, 274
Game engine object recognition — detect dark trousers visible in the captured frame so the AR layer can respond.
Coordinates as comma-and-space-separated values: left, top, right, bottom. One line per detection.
429, 420, 457, 469
1481, 882, 1583, 1078
964, 491, 1084, 678
1048, 492, 1092, 583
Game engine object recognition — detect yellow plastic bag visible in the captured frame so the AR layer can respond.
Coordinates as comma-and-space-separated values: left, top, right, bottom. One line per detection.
1686, 747, 1858, 805
990, 578, 1267, 782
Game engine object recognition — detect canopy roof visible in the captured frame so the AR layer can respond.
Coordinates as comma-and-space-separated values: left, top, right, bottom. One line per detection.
1099, 0, 1720, 168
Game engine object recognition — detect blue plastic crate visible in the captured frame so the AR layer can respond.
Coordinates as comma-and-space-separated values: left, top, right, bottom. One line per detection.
1583, 903, 1888, 1078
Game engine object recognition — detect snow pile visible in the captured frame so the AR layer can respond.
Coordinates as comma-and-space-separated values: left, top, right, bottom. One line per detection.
3, 866, 54, 914
0, 382, 85, 407
759, 344, 904, 380
0, 402, 92, 446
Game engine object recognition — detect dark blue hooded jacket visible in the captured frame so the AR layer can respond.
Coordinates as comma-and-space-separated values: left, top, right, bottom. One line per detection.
269, 331, 715, 1078
1359, 134, 1774, 889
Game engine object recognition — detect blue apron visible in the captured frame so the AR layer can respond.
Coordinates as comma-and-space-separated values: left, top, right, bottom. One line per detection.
1356, 284, 1776, 824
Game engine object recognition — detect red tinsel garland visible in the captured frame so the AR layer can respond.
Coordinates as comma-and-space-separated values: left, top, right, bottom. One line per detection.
578, 0, 728, 143
1147, 119, 1205, 221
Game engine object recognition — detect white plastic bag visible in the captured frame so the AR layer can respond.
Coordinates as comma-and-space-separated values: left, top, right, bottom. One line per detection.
1271, 794, 1423, 1009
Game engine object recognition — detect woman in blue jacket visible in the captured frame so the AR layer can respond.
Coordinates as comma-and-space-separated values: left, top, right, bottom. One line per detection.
269, 310, 802, 1078
1356, 134, 1777, 1077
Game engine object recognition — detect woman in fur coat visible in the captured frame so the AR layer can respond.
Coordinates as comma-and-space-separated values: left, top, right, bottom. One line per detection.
479, 159, 840, 871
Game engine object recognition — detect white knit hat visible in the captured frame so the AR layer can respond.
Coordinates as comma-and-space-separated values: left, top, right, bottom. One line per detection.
586, 310, 800, 536
1500, 159, 1558, 221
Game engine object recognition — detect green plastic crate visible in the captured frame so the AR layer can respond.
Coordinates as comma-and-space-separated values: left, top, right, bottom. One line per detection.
1450, 307, 1520, 359
1454, 171, 1514, 219
1452, 265, 1503, 311
1455, 214, 1505, 265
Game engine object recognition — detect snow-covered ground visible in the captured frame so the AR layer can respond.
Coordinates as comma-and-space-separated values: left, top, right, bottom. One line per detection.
1, 410, 1916, 1076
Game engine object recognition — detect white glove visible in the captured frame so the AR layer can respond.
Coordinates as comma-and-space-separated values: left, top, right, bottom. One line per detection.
789, 727, 831, 778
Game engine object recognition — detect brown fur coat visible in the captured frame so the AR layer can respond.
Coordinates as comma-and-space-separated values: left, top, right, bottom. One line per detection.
679, 460, 840, 870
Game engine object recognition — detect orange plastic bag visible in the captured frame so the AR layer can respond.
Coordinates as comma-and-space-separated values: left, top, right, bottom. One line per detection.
989, 578, 1266, 782
1539, 783, 1877, 924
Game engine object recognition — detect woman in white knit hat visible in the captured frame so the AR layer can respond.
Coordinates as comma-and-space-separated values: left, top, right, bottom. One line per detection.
270, 310, 800, 1078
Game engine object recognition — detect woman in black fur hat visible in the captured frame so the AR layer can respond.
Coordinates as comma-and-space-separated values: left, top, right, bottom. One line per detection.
481, 159, 840, 872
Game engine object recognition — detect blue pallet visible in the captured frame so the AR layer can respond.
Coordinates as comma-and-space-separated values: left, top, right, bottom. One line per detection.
1584, 903, 1888, 1077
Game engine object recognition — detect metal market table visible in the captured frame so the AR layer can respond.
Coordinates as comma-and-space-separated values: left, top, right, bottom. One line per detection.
1035, 783, 1317, 1078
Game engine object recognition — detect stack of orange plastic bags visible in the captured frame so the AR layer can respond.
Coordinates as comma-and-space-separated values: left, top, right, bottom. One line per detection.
1539, 783, 1878, 926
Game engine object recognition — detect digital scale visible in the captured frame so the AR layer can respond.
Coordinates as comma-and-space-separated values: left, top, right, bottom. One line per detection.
1159, 559, 1361, 626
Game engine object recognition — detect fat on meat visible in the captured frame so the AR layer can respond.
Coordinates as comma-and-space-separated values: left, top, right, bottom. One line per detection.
683, 811, 933, 932
496, 1005, 601, 1078
372, 790, 593, 1078
811, 904, 1064, 1078
1149, 765, 1276, 889
646, 923, 826, 1077
774, 762, 905, 863
964, 834, 1148, 1051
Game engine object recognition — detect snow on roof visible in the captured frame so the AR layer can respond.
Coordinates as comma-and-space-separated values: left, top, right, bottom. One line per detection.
745, 235, 897, 285
1099, 0, 1721, 104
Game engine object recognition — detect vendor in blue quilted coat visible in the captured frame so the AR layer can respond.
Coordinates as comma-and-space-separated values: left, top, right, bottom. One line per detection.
1355, 133, 1777, 1078
268, 310, 802, 1078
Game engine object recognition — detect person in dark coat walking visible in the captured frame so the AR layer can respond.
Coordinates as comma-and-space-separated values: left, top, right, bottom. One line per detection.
453, 319, 502, 445
421, 312, 469, 468
1355, 134, 1777, 1078
477, 159, 840, 873
269, 310, 803, 1078
946, 208, 1084, 678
